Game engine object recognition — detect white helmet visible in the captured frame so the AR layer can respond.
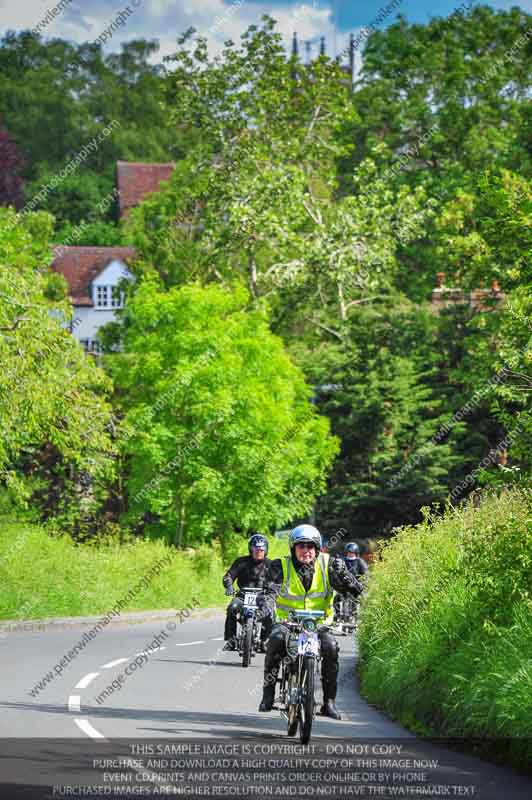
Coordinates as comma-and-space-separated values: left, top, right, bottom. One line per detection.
288, 524, 322, 552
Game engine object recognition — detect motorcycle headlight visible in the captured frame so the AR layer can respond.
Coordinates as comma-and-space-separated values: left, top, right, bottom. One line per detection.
302, 618, 317, 633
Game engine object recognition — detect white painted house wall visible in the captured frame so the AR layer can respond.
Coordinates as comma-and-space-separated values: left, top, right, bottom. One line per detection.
71, 259, 133, 352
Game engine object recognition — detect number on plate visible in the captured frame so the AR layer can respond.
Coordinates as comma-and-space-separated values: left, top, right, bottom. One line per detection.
297, 633, 319, 656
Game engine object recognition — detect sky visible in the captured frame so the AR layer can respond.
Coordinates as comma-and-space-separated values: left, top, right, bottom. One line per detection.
0, 0, 530, 66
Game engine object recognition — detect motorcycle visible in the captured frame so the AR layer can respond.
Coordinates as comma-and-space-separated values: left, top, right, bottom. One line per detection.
332, 593, 358, 635
235, 587, 262, 667
278, 609, 325, 744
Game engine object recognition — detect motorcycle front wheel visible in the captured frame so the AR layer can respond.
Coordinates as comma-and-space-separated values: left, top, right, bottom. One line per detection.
242, 618, 253, 667
299, 655, 316, 744
286, 670, 299, 736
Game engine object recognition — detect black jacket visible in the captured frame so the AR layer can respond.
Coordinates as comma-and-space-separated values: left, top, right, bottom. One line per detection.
261, 552, 364, 612
223, 555, 271, 591
344, 556, 369, 578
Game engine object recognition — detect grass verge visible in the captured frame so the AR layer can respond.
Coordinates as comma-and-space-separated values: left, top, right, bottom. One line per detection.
0, 518, 289, 620
357, 488, 532, 772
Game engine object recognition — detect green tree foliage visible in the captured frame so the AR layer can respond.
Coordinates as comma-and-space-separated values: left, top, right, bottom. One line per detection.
434, 170, 531, 291
347, 5, 531, 192
306, 304, 462, 537
123, 12, 530, 537
0, 34, 176, 227
0, 208, 115, 529
433, 171, 532, 485
339, 5, 532, 301
107, 281, 338, 546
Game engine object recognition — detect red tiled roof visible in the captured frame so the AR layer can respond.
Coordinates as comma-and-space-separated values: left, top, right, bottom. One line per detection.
117, 161, 175, 217
51, 246, 136, 306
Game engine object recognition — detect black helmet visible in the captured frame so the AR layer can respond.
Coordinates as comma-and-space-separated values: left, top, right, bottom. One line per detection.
345, 542, 360, 556
289, 524, 322, 553
248, 534, 268, 555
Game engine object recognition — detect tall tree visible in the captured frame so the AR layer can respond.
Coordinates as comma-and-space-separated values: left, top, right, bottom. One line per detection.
107, 281, 338, 546
0, 207, 115, 531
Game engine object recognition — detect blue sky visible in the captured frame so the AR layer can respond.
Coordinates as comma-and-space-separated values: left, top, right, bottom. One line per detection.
0, 0, 529, 64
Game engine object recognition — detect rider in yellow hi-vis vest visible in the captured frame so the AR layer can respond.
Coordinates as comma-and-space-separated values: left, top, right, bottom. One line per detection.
257, 524, 364, 720
276, 551, 335, 623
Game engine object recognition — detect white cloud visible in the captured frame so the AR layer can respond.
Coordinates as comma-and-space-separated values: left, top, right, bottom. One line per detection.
0, 0, 346, 63
0, 0, 367, 82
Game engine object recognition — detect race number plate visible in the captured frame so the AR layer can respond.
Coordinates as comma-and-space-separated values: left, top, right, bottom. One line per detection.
297, 633, 319, 656
244, 592, 257, 607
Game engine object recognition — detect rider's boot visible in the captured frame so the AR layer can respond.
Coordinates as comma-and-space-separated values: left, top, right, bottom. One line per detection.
259, 683, 275, 711
320, 698, 342, 720
321, 667, 342, 719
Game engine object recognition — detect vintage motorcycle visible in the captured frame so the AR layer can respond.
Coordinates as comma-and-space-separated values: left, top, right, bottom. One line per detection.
277, 609, 325, 744
235, 586, 263, 667
333, 592, 358, 635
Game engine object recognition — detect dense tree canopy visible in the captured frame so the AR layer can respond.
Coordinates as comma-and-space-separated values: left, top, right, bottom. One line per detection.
107, 281, 338, 545
0, 6, 530, 542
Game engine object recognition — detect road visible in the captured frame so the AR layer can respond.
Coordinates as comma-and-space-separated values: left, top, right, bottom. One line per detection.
1, 612, 531, 798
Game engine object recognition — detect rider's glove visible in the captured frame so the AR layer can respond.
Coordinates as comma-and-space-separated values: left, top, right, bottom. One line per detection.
331, 556, 344, 573
225, 584, 234, 596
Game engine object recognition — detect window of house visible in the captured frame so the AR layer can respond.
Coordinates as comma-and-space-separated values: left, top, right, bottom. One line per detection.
80, 339, 102, 355
95, 285, 110, 308
95, 284, 124, 309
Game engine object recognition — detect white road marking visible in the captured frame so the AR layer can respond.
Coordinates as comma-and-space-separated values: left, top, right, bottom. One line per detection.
68, 695, 81, 712
75, 672, 100, 689
175, 640, 205, 646
211, 637, 224, 641
74, 718, 107, 740
101, 658, 128, 669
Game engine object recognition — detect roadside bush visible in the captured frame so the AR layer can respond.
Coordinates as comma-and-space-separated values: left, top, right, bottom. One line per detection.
358, 489, 532, 770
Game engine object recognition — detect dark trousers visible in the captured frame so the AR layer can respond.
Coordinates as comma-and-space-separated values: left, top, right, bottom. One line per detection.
333, 593, 358, 618
262, 623, 340, 701
224, 598, 272, 641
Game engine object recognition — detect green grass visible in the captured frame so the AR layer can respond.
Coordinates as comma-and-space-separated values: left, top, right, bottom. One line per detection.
0, 518, 289, 620
357, 488, 532, 770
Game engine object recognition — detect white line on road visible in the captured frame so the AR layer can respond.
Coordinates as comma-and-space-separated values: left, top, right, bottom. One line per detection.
75, 672, 100, 689
211, 637, 224, 641
68, 695, 81, 712
74, 718, 107, 740
175, 640, 205, 646
101, 658, 128, 669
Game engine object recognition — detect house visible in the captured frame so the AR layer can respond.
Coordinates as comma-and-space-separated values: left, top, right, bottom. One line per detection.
431, 272, 505, 313
52, 160, 175, 352
52, 246, 136, 353
116, 160, 175, 219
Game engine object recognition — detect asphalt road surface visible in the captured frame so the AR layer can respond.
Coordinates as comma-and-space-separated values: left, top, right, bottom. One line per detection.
1, 612, 531, 798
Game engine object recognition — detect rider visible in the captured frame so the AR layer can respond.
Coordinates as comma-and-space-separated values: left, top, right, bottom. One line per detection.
257, 524, 364, 720
222, 534, 272, 652
333, 541, 368, 622
343, 542, 368, 577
